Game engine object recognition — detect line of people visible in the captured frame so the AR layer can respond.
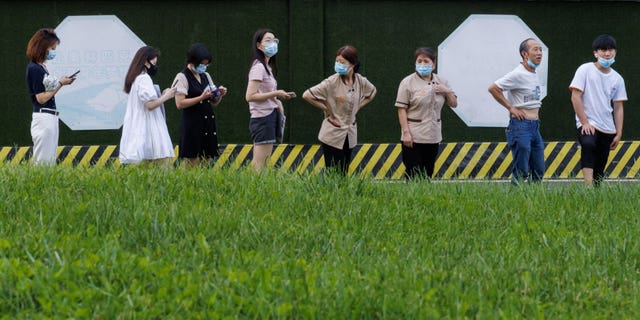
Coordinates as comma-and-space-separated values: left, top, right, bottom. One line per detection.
488, 35, 627, 186
25, 28, 627, 185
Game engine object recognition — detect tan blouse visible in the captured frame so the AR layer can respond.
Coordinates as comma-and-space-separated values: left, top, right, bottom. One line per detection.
395, 73, 452, 144
307, 73, 376, 149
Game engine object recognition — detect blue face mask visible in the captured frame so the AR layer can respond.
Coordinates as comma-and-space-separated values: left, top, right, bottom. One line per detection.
46, 49, 56, 60
598, 56, 615, 68
527, 59, 539, 69
415, 64, 433, 77
334, 62, 349, 75
193, 64, 207, 74
263, 43, 278, 57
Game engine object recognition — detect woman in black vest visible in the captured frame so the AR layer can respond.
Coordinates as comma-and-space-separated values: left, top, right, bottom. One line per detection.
172, 43, 228, 167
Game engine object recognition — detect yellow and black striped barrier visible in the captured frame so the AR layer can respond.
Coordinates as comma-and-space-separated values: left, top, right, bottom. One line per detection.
2, 142, 639, 179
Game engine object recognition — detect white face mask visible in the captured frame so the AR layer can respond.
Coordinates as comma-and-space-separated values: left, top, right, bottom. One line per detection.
597, 56, 615, 68
415, 64, 433, 76
193, 64, 208, 74
46, 49, 56, 60
263, 42, 278, 57
334, 62, 349, 75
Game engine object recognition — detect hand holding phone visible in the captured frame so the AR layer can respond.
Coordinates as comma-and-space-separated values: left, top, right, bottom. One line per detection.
69, 70, 80, 78
287, 92, 297, 98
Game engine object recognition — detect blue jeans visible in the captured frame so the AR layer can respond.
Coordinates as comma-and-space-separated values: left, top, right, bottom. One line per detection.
506, 118, 545, 183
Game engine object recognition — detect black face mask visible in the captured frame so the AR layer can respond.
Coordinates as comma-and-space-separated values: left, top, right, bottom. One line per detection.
146, 62, 158, 77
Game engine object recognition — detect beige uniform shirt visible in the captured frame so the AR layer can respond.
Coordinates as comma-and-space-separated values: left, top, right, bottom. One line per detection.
307, 73, 376, 149
395, 73, 451, 144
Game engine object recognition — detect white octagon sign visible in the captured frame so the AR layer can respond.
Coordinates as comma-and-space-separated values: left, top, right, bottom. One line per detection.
48, 15, 145, 130
438, 14, 548, 127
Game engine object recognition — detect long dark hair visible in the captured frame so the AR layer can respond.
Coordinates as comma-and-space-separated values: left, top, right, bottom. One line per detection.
336, 45, 360, 80
124, 46, 159, 94
250, 28, 277, 76
26, 28, 60, 63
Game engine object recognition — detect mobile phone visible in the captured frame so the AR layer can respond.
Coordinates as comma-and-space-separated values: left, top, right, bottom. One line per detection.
69, 70, 80, 78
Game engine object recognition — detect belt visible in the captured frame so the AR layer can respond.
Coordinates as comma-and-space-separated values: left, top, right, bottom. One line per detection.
408, 118, 440, 123
36, 108, 59, 116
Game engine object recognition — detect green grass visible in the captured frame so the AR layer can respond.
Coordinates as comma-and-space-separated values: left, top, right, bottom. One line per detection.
1, 164, 639, 319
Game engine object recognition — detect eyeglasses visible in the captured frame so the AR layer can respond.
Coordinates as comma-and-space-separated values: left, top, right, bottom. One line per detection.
262, 38, 279, 45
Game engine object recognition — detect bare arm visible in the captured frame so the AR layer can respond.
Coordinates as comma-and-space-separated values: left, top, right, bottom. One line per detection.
302, 89, 341, 127
145, 87, 176, 110
35, 76, 75, 105
488, 83, 525, 120
397, 108, 412, 148
435, 83, 457, 108
570, 88, 595, 135
445, 91, 458, 108
245, 80, 290, 102
611, 101, 624, 149
302, 89, 329, 112
358, 87, 377, 110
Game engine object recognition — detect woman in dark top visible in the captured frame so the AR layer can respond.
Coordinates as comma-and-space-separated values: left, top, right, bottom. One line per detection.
25, 28, 76, 165
172, 43, 228, 167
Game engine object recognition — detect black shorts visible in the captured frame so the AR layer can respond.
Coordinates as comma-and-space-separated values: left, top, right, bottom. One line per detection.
249, 109, 283, 144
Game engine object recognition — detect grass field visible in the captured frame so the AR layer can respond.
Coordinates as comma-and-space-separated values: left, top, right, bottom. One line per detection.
1, 164, 639, 319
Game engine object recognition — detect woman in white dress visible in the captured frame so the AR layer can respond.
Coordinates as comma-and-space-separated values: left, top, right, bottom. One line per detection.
119, 46, 177, 166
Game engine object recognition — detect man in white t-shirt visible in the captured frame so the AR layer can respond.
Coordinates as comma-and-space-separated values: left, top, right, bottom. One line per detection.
569, 34, 627, 186
488, 38, 545, 185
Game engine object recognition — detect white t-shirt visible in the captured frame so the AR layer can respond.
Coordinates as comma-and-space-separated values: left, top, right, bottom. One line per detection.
494, 63, 542, 109
569, 62, 627, 133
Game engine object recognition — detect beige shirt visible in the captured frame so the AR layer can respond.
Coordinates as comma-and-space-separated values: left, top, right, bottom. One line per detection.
172, 72, 215, 96
395, 73, 451, 144
307, 73, 376, 149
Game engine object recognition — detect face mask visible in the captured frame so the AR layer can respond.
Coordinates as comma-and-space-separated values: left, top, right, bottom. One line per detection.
334, 62, 349, 75
598, 56, 615, 68
146, 63, 158, 77
263, 42, 278, 57
415, 64, 433, 77
527, 59, 539, 69
193, 64, 207, 74
46, 49, 56, 60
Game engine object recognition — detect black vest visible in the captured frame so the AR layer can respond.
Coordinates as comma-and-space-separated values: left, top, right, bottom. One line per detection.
181, 68, 213, 116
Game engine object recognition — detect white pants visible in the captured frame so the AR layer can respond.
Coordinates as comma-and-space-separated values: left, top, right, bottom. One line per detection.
30, 113, 59, 165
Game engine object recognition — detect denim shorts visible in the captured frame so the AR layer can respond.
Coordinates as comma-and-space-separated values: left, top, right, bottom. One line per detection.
249, 109, 282, 144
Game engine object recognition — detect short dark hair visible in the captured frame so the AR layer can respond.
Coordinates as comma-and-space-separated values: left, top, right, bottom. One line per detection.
592, 34, 617, 51
414, 47, 436, 62
187, 43, 212, 65
519, 38, 535, 59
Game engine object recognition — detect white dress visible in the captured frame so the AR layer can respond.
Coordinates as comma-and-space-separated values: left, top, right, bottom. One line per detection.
119, 72, 175, 164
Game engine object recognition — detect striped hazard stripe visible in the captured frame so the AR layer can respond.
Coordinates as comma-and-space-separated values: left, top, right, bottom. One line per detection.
2, 142, 639, 179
